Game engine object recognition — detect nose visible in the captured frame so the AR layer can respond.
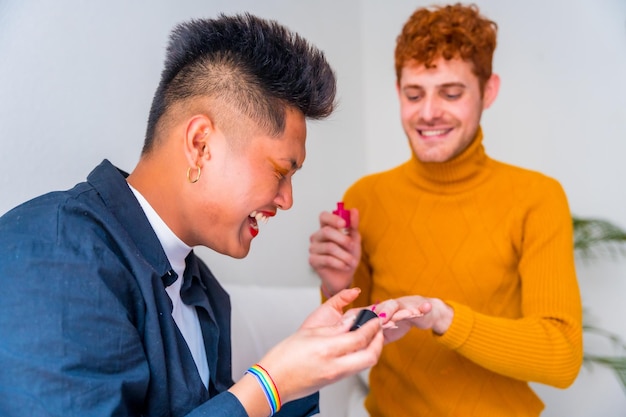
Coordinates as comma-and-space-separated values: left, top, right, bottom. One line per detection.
420, 95, 443, 122
274, 178, 294, 210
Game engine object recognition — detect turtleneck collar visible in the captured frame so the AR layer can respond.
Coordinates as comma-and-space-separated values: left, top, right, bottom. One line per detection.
403, 126, 491, 194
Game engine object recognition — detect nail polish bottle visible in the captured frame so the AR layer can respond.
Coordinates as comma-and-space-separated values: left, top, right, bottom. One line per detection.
349, 309, 378, 331
332, 202, 351, 234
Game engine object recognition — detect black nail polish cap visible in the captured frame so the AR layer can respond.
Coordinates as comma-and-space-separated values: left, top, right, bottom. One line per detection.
350, 309, 378, 331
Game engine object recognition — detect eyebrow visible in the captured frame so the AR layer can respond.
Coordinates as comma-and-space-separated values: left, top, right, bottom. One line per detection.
403, 81, 467, 89
440, 82, 466, 89
269, 158, 302, 172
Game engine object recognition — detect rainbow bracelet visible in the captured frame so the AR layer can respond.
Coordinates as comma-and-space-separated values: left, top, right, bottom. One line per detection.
246, 363, 282, 415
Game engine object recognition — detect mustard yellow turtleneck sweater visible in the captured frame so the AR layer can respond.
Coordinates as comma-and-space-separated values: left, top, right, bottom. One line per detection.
343, 128, 583, 417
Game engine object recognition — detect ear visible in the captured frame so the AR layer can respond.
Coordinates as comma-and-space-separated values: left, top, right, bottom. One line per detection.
183, 115, 214, 168
482, 73, 500, 110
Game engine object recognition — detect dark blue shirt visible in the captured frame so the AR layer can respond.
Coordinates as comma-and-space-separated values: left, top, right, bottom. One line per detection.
0, 160, 318, 417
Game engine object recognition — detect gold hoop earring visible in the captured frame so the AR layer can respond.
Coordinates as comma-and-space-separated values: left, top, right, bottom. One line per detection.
187, 165, 201, 184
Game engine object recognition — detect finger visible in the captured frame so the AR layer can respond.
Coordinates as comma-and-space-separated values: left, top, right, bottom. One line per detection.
299, 317, 355, 337
309, 229, 357, 266
324, 287, 361, 312
381, 322, 398, 330
310, 222, 341, 244
349, 317, 381, 344
319, 210, 343, 228
298, 316, 381, 360
327, 317, 382, 356
328, 323, 384, 373
373, 299, 414, 326
295, 329, 383, 395
391, 309, 423, 321
322, 208, 358, 230
316, 227, 354, 252
308, 251, 353, 272
348, 208, 360, 231
417, 301, 433, 315
312, 311, 360, 335
371, 299, 399, 318
330, 342, 382, 380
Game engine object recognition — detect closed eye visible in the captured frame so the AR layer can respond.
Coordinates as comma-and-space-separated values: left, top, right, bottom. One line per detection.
442, 92, 462, 100
403, 87, 423, 102
268, 157, 302, 184
270, 161, 290, 182
440, 85, 465, 100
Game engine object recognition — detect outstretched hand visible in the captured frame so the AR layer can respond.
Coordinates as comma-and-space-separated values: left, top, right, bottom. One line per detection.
343, 299, 428, 344
371, 296, 454, 343
255, 288, 384, 404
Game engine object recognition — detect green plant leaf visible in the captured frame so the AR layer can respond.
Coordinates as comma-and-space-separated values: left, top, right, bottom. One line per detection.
583, 355, 626, 394
573, 216, 626, 258
574, 215, 626, 394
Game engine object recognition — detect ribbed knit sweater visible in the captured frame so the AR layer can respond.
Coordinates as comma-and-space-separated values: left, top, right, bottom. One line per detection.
343, 128, 583, 417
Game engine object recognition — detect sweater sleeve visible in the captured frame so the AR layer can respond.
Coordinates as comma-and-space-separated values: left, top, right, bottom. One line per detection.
435, 178, 583, 388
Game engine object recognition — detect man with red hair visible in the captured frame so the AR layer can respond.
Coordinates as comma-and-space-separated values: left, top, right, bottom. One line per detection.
309, 3, 583, 416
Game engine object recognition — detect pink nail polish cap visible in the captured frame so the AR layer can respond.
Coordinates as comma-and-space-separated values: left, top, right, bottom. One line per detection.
332, 202, 351, 228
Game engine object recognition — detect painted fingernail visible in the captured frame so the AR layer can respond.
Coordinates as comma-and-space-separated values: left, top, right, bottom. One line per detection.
379, 312, 387, 318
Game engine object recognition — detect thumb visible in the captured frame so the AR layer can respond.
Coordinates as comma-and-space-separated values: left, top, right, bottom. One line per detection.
324, 287, 362, 312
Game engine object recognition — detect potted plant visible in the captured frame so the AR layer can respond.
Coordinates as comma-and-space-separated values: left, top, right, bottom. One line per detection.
574, 216, 626, 392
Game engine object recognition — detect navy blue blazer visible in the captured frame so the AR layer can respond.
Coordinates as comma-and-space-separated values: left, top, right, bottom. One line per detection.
0, 160, 318, 417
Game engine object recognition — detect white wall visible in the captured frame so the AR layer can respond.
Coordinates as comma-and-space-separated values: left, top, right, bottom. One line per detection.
0, 0, 367, 288
1, 0, 625, 415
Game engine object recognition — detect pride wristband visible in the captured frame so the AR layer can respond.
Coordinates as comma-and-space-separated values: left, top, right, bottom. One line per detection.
246, 363, 282, 415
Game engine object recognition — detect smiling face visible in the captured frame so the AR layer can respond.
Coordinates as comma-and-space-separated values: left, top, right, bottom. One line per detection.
185, 106, 307, 258
397, 57, 499, 163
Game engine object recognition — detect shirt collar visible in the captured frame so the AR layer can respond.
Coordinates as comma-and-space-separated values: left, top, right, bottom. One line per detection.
85, 160, 177, 280
127, 183, 192, 279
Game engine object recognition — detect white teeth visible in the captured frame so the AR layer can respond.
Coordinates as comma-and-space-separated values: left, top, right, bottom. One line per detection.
420, 129, 448, 137
250, 211, 269, 224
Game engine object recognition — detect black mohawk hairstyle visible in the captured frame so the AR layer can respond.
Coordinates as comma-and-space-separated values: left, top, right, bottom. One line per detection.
143, 13, 336, 152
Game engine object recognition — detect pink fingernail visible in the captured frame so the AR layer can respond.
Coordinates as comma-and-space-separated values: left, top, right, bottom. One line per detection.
379, 312, 387, 318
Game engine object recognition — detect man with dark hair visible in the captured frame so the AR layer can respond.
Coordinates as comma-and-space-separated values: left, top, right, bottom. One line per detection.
0, 13, 394, 417
309, 4, 583, 416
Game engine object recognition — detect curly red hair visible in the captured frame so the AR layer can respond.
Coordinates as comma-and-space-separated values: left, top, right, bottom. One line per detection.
395, 3, 497, 92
